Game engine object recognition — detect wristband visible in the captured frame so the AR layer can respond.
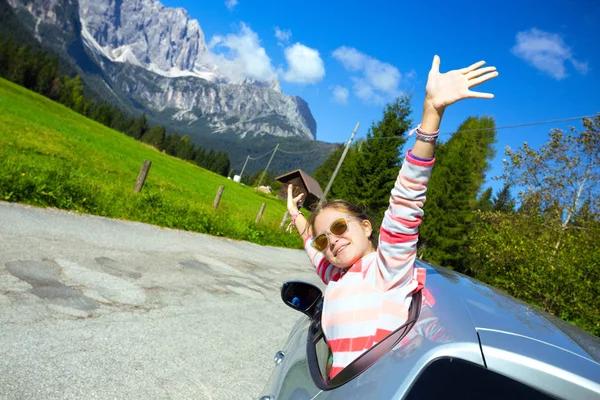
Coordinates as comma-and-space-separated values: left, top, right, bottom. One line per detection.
291, 210, 304, 222
409, 124, 440, 140
286, 211, 304, 233
416, 134, 437, 143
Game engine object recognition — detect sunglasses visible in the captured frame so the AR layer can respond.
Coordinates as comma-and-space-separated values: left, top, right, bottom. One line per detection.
312, 216, 362, 252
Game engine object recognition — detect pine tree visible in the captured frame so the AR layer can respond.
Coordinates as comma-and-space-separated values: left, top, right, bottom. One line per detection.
476, 187, 494, 211
141, 125, 166, 148
194, 144, 206, 166
175, 135, 195, 160
127, 113, 149, 140
492, 184, 515, 212
212, 152, 231, 176
203, 149, 217, 170
312, 143, 345, 189
348, 96, 412, 224
419, 116, 497, 271
163, 134, 181, 156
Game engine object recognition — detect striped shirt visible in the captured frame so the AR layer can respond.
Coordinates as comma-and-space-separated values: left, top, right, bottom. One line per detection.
304, 150, 434, 378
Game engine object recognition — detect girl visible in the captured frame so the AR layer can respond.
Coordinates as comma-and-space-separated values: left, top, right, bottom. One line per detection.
286, 55, 498, 379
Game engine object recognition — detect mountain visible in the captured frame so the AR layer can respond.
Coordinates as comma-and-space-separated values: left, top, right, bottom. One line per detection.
4, 0, 336, 175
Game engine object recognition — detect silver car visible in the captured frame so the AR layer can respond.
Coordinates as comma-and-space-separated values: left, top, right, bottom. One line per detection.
260, 260, 600, 399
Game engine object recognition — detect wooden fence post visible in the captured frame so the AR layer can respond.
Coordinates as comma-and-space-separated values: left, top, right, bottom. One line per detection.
213, 185, 225, 209
280, 211, 289, 230
255, 203, 266, 224
133, 160, 152, 193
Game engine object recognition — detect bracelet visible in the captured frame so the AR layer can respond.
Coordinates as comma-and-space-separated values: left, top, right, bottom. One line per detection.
409, 124, 440, 139
291, 210, 304, 222
286, 211, 303, 233
416, 134, 437, 143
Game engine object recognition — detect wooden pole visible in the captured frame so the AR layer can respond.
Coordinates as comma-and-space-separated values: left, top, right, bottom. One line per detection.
239, 155, 250, 179
280, 211, 289, 229
255, 144, 279, 191
213, 185, 225, 209
133, 160, 152, 193
320, 122, 360, 205
255, 203, 266, 224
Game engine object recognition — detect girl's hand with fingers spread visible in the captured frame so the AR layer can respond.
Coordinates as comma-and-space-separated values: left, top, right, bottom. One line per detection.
425, 55, 499, 114
287, 184, 304, 215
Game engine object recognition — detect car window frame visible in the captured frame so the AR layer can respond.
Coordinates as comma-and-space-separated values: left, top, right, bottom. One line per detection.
306, 290, 423, 390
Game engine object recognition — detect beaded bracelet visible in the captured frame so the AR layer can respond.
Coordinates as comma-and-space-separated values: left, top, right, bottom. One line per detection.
286, 210, 304, 233
416, 134, 437, 143
409, 124, 440, 141
291, 210, 304, 223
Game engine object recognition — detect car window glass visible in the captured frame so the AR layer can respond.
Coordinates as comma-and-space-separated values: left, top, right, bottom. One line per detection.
405, 358, 557, 399
315, 334, 330, 380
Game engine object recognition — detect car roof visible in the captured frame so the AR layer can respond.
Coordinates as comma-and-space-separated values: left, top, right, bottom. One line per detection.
419, 260, 600, 364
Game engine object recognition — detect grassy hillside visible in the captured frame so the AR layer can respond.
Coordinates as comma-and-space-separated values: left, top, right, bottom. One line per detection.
0, 77, 303, 248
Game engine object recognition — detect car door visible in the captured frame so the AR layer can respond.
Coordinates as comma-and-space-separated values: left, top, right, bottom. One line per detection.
260, 312, 323, 400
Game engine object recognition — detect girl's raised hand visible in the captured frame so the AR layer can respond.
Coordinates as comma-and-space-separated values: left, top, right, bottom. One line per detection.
287, 184, 304, 214
425, 55, 498, 113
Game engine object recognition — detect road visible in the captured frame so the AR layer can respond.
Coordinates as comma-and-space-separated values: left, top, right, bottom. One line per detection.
0, 201, 323, 399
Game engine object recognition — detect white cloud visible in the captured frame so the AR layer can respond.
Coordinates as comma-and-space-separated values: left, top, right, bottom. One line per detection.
225, 0, 238, 11
363, 58, 400, 93
207, 23, 277, 82
281, 43, 325, 84
512, 28, 589, 80
352, 78, 384, 105
332, 46, 402, 104
331, 85, 349, 104
274, 27, 292, 47
332, 46, 366, 71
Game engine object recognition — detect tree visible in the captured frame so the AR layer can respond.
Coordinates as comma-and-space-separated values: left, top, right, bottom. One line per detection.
492, 184, 515, 212
127, 113, 149, 140
194, 144, 206, 166
319, 96, 412, 220
419, 116, 497, 271
163, 134, 181, 156
203, 149, 217, 170
141, 125, 166, 148
351, 96, 412, 223
212, 152, 231, 177
476, 187, 493, 211
500, 114, 600, 251
312, 143, 345, 190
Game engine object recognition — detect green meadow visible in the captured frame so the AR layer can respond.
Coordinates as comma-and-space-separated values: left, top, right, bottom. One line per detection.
0, 77, 303, 249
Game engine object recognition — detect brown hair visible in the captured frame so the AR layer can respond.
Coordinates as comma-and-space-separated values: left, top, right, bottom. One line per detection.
307, 200, 377, 248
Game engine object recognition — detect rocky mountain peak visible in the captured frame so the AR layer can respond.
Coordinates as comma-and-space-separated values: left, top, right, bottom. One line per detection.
7, 0, 317, 141
78, 0, 214, 80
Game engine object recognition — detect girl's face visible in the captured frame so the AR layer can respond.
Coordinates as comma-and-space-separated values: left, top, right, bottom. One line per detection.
313, 207, 375, 269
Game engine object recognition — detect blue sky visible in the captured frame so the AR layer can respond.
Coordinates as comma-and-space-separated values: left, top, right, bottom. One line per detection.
161, 0, 599, 194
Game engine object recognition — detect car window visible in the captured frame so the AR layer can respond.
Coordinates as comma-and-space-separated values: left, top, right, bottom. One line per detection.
314, 333, 330, 380
405, 358, 557, 399
306, 291, 423, 390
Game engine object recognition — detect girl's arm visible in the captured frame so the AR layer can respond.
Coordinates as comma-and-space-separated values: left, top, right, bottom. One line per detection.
373, 56, 498, 290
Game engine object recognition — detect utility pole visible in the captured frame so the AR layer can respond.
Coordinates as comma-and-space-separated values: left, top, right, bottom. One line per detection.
239, 155, 250, 179
320, 122, 360, 204
255, 144, 279, 190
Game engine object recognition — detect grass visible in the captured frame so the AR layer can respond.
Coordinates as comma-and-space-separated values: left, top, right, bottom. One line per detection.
0, 77, 304, 249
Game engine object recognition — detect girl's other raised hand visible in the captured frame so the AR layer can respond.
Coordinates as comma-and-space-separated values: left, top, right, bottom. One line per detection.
287, 184, 304, 214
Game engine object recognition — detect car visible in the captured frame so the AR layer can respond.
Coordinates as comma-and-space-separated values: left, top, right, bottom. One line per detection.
259, 260, 600, 399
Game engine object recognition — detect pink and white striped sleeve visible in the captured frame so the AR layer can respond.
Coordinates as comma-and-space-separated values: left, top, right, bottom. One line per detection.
304, 236, 344, 284
373, 150, 434, 291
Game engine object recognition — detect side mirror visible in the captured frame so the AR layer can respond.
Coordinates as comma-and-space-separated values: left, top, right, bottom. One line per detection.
281, 281, 322, 319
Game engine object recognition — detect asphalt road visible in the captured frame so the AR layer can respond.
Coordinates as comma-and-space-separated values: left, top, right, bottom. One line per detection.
0, 201, 324, 399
